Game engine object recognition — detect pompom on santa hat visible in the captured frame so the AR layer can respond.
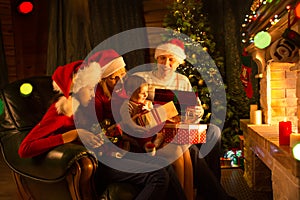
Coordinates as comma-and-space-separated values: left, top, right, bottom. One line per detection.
52, 49, 125, 98
154, 38, 186, 64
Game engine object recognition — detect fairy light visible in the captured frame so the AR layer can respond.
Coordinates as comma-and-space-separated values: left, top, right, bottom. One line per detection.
240, 0, 294, 46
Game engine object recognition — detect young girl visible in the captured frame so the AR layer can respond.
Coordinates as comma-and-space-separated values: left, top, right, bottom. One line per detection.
120, 74, 194, 200
18, 59, 103, 158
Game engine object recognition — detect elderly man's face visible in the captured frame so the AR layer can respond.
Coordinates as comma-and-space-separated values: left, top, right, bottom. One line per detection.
156, 55, 180, 77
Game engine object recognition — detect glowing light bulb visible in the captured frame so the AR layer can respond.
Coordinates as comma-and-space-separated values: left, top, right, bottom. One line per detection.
292, 143, 300, 161
20, 83, 33, 96
254, 31, 271, 49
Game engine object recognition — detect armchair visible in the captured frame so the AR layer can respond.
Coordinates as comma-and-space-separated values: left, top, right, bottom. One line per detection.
0, 76, 137, 200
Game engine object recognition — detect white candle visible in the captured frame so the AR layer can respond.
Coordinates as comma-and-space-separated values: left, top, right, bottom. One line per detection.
250, 105, 258, 124
253, 110, 262, 125
290, 133, 300, 147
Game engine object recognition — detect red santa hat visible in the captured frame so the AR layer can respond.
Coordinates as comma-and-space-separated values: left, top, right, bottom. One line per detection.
154, 38, 186, 64
87, 49, 126, 78
52, 59, 102, 116
52, 59, 102, 98
52, 60, 83, 98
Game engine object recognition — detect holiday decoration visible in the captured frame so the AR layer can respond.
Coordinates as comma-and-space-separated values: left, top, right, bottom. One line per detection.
20, 83, 33, 96
240, 51, 253, 98
254, 31, 272, 49
241, 0, 294, 45
163, 123, 207, 144
282, 28, 300, 48
138, 101, 178, 129
270, 37, 299, 62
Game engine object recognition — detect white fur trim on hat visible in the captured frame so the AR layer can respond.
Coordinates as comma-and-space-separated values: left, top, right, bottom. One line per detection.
72, 62, 102, 94
155, 43, 186, 64
101, 56, 126, 78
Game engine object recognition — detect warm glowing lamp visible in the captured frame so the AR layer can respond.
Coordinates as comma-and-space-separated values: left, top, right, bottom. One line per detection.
20, 83, 33, 96
295, 2, 300, 19
0, 99, 4, 115
292, 143, 300, 161
254, 31, 272, 49
17, 1, 34, 14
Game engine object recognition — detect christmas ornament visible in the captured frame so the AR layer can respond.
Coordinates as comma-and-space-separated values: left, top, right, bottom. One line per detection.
270, 37, 299, 62
282, 28, 300, 48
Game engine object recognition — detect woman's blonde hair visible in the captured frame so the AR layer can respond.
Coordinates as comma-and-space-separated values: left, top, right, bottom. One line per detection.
99, 79, 112, 99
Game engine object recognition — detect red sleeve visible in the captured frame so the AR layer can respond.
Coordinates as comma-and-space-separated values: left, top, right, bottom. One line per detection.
18, 103, 73, 158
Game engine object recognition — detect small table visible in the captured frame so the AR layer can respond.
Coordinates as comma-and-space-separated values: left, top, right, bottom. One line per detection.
240, 119, 300, 200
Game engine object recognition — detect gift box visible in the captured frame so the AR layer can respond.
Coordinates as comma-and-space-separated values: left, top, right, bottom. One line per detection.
138, 101, 178, 129
163, 123, 207, 144
153, 89, 198, 115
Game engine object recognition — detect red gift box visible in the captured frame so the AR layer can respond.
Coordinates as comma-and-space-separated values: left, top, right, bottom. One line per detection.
163, 123, 207, 144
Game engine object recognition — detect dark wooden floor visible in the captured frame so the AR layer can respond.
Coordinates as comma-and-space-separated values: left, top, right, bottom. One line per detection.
0, 149, 273, 200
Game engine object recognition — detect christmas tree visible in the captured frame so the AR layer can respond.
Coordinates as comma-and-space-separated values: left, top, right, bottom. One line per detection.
163, 0, 241, 153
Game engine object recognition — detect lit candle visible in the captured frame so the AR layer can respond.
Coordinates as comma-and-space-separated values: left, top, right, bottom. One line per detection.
290, 133, 300, 147
279, 120, 292, 145
253, 110, 262, 125
250, 104, 258, 124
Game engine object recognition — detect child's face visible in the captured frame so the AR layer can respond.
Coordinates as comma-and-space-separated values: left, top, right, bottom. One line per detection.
76, 85, 95, 107
131, 84, 148, 104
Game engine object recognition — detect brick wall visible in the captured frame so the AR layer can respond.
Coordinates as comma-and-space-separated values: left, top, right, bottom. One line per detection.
261, 61, 298, 129
268, 62, 298, 128
259, 24, 300, 131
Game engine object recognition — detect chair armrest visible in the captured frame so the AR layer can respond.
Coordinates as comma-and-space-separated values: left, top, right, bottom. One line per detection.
1, 130, 96, 182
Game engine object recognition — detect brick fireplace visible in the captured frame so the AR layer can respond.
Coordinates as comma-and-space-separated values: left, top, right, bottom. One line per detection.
260, 61, 298, 129
242, 9, 300, 199
248, 24, 300, 131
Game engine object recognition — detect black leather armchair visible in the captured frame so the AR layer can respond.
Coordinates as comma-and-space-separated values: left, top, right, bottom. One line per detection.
0, 76, 137, 200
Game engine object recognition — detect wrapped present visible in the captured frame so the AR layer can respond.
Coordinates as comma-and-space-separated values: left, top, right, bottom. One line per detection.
153, 88, 198, 115
137, 101, 178, 129
163, 123, 207, 144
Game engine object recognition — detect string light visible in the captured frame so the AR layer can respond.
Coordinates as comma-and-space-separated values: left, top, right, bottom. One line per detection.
241, 0, 295, 46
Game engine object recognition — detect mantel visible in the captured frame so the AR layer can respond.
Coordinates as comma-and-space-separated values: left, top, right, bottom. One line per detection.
240, 119, 300, 200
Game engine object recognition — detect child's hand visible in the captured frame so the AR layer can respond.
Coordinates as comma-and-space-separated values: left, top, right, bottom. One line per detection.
77, 129, 104, 148
153, 132, 165, 148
